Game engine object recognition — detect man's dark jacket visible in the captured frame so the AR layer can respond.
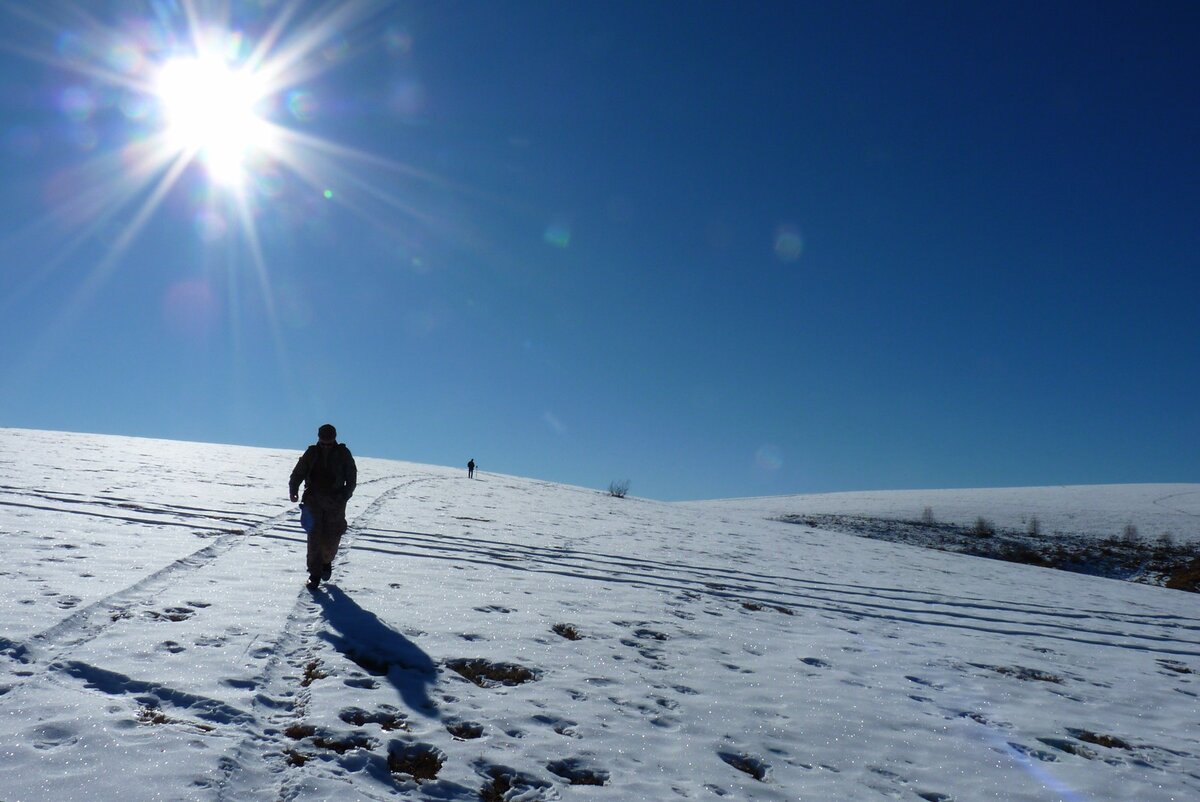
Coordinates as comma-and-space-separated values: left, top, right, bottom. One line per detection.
289, 443, 357, 502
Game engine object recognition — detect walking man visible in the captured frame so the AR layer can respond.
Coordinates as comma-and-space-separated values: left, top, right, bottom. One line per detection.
467, 458, 475, 479
289, 423, 357, 589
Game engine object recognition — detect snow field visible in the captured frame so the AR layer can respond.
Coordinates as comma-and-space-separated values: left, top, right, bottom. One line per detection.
1, 429, 1198, 801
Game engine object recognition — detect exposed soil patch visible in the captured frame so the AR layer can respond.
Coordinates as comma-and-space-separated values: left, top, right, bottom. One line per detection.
339, 706, 408, 731
284, 749, 309, 767
135, 704, 214, 732
387, 741, 445, 783
284, 723, 316, 740
552, 623, 583, 641
1068, 728, 1134, 750
301, 660, 328, 687
446, 658, 538, 688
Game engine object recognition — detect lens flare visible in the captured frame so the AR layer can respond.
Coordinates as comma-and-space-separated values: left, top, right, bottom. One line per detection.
774, 225, 804, 262
755, 444, 784, 471
286, 89, 317, 121
544, 222, 571, 248
163, 279, 219, 339
59, 87, 95, 122
384, 27, 413, 56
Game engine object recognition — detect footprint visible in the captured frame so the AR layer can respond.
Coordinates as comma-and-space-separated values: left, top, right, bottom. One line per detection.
1038, 737, 1096, 759
222, 678, 257, 690
474, 761, 553, 800
905, 676, 943, 691
547, 758, 609, 786
146, 607, 195, 622
532, 714, 578, 737
634, 628, 669, 641
311, 732, 376, 754
30, 722, 79, 750
159, 641, 186, 654
1007, 742, 1058, 762
446, 719, 484, 740
719, 751, 770, 782
474, 605, 515, 614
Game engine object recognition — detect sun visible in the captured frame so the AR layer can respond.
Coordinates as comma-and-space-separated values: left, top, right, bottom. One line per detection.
155, 56, 274, 187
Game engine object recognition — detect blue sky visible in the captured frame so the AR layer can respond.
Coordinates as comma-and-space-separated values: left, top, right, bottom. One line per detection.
1, 1, 1197, 501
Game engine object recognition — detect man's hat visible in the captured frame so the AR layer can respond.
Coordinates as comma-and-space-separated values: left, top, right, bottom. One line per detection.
318, 423, 337, 443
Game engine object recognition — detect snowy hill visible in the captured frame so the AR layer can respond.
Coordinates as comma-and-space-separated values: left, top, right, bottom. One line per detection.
2, 429, 1198, 801
689, 485, 1200, 545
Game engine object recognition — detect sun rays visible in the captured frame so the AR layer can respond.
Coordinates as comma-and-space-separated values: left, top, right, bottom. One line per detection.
0, 0, 444, 381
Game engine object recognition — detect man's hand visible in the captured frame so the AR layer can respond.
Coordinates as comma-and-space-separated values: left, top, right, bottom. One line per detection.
290, 493, 299, 503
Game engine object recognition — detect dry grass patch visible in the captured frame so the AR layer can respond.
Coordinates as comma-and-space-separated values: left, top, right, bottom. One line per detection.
445, 658, 538, 688
387, 742, 445, 783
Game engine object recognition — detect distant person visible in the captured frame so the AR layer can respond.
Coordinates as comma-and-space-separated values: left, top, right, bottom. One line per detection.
467, 458, 475, 479
289, 423, 357, 589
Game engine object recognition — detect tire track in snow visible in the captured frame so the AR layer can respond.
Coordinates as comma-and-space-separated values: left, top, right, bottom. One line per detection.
1153, 490, 1200, 520
0, 487, 264, 534
0, 496, 303, 760
0, 502, 295, 676
346, 526, 1200, 657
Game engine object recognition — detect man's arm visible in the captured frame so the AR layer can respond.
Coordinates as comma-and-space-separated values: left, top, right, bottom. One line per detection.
289, 447, 315, 500
342, 446, 358, 500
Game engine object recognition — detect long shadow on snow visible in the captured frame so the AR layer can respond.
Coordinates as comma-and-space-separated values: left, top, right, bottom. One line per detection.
313, 585, 438, 717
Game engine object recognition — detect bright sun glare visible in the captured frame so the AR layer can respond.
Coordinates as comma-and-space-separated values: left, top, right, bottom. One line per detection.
156, 56, 272, 186
13, 0, 428, 343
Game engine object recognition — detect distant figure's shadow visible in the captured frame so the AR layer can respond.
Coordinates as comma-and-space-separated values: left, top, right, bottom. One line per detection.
314, 585, 438, 717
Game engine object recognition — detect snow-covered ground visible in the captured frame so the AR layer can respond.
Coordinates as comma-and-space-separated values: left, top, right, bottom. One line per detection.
689, 485, 1200, 545
2, 428, 1198, 801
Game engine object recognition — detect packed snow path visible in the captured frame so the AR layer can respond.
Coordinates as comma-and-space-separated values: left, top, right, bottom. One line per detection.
2, 430, 1199, 801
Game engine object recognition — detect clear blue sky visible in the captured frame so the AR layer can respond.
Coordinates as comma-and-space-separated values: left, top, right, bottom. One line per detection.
1, 1, 1197, 501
